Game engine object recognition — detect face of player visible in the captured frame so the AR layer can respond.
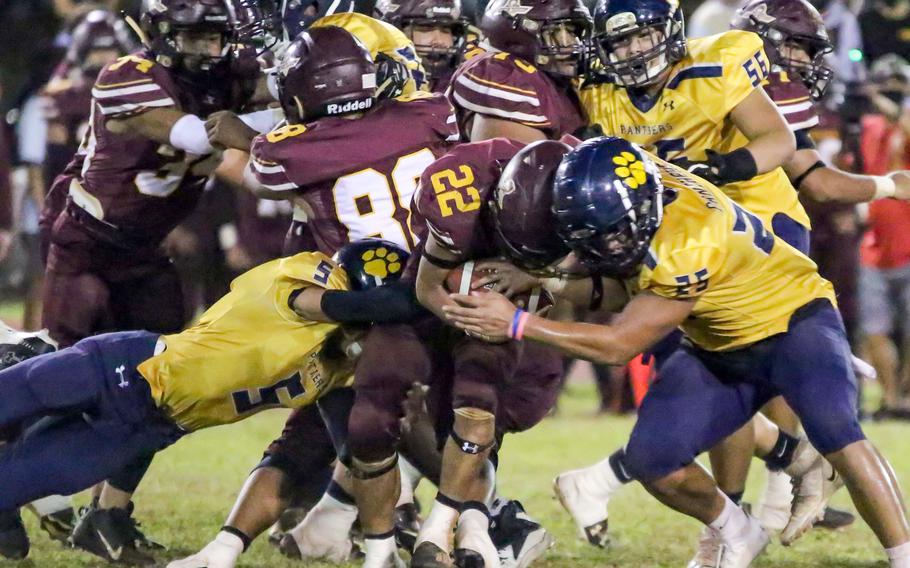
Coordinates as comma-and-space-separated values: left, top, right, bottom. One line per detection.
175, 30, 226, 59
539, 22, 584, 77
408, 24, 455, 51
606, 25, 672, 89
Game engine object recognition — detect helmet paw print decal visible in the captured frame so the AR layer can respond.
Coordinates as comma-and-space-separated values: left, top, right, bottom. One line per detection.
613, 152, 647, 189
362, 247, 402, 279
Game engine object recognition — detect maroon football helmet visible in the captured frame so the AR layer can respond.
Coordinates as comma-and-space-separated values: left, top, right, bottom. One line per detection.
140, 0, 235, 73
732, 0, 834, 99
277, 26, 377, 123
491, 140, 572, 273
374, 0, 470, 80
67, 10, 136, 74
481, 0, 592, 77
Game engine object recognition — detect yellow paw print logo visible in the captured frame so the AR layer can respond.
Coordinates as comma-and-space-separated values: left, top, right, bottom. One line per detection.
361, 247, 402, 279
613, 152, 648, 189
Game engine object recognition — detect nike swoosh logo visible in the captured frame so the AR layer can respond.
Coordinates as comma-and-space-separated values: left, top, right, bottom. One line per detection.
96, 528, 123, 561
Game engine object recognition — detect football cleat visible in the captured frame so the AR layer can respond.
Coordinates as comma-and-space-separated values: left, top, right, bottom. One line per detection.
411, 541, 454, 568
815, 506, 855, 530
781, 458, 844, 546
718, 514, 770, 568
71, 506, 156, 565
0, 509, 29, 560
553, 471, 610, 548
278, 513, 354, 562
687, 526, 722, 568
165, 533, 243, 568
454, 514, 500, 568
491, 501, 554, 568
756, 470, 792, 532
39, 507, 77, 544
395, 502, 421, 553
0, 321, 57, 371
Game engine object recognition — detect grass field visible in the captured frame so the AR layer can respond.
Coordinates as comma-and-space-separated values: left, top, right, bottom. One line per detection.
1, 379, 903, 568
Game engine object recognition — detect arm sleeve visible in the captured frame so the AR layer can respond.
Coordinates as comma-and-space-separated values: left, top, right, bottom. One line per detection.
248, 132, 299, 193
450, 54, 552, 128
320, 280, 426, 324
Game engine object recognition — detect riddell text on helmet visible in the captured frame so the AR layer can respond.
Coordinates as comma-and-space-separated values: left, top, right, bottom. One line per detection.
326, 98, 373, 115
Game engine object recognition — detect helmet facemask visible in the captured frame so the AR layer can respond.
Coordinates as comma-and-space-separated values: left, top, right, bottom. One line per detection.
767, 31, 834, 99
596, 14, 684, 88
171, 27, 232, 72
402, 19, 467, 79
532, 19, 590, 78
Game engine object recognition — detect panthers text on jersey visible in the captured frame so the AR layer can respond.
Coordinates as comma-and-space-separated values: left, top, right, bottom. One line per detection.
250, 92, 458, 255
627, 153, 836, 352
138, 252, 352, 431
448, 49, 585, 140
579, 30, 811, 232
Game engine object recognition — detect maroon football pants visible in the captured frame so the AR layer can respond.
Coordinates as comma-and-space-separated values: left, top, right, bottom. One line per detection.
346, 316, 563, 463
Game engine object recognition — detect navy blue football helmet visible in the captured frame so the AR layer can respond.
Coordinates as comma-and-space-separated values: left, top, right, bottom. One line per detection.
334, 239, 410, 291
592, 0, 686, 87
553, 137, 665, 278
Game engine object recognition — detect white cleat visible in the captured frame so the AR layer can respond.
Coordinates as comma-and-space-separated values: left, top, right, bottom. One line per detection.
166, 535, 241, 568
278, 511, 353, 562
781, 458, 844, 546
553, 470, 611, 548
757, 469, 793, 533
363, 549, 407, 568
455, 512, 501, 568
718, 515, 770, 568
687, 526, 723, 568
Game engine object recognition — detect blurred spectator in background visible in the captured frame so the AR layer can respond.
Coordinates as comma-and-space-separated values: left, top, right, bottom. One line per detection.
860, 0, 910, 62
858, 54, 910, 419
820, 0, 865, 82
688, 0, 741, 37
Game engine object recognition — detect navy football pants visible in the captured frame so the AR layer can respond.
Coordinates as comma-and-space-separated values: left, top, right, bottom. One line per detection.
0, 331, 183, 511
624, 300, 865, 482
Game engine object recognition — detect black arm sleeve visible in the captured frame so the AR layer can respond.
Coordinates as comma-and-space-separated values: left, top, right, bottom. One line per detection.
320, 280, 427, 324
794, 128, 816, 151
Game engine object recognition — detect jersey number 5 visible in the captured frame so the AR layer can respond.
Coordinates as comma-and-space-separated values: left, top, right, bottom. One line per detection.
742, 50, 770, 87
232, 374, 307, 414
430, 165, 482, 217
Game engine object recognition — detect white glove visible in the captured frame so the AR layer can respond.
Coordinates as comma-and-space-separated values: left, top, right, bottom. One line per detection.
166, 531, 243, 568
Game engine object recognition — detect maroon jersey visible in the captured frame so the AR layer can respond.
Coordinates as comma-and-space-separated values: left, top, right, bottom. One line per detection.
73, 48, 250, 245
250, 92, 458, 255
447, 50, 585, 141
235, 191, 293, 263
412, 137, 524, 261
43, 74, 94, 151
764, 71, 819, 134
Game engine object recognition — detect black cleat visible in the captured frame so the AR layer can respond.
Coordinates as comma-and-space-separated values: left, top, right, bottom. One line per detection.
0, 324, 57, 371
39, 507, 77, 544
815, 506, 856, 530
0, 509, 29, 560
453, 547, 485, 568
394, 502, 421, 553
412, 541, 454, 568
491, 500, 555, 568
71, 507, 156, 565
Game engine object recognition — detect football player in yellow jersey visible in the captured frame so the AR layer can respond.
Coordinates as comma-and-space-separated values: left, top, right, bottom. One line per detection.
578, 0, 802, 249
0, 239, 420, 564
444, 138, 910, 567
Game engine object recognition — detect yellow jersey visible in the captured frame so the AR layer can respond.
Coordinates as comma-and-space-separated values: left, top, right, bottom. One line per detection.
138, 252, 353, 431
311, 13, 430, 95
629, 155, 835, 352
579, 30, 811, 230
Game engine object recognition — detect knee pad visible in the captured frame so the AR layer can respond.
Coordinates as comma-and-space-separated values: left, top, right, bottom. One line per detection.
623, 430, 695, 483
347, 393, 402, 463
350, 454, 398, 480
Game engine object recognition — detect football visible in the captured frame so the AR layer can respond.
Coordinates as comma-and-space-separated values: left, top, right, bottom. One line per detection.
444, 260, 554, 313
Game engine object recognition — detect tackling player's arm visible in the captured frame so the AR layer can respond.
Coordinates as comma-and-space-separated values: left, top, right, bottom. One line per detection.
292, 282, 424, 324
784, 142, 910, 202
444, 290, 694, 365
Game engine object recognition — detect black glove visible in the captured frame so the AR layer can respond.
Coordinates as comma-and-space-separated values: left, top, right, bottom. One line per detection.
682, 148, 758, 186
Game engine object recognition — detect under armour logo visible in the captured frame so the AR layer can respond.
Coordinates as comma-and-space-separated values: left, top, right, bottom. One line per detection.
461, 441, 480, 454
115, 365, 128, 388
663, 100, 676, 110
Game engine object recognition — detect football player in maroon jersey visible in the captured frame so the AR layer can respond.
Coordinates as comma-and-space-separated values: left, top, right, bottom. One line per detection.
37, 0, 262, 563
447, 0, 591, 143
374, 0, 472, 92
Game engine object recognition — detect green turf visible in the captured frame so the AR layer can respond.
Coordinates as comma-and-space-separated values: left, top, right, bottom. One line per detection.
3, 382, 904, 567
